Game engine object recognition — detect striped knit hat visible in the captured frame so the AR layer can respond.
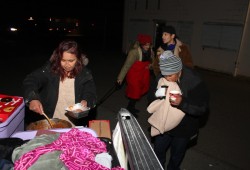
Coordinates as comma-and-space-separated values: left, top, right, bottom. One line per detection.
159, 51, 182, 75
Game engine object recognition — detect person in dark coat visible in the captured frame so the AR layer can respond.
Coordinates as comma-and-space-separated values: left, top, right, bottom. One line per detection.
23, 40, 97, 126
147, 51, 209, 170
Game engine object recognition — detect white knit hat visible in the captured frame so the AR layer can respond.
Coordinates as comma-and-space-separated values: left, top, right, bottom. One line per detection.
159, 51, 182, 75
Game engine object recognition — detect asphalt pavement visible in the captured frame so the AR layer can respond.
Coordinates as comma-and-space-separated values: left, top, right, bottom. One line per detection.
1, 37, 249, 170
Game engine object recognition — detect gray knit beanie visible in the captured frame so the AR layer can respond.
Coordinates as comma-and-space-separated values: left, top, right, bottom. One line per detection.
159, 51, 182, 75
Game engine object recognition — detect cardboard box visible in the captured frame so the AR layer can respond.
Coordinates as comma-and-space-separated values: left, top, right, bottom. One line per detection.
89, 120, 111, 139
0, 94, 25, 138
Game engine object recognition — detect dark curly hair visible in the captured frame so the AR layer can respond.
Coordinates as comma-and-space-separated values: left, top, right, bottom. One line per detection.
50, 40, 85, 81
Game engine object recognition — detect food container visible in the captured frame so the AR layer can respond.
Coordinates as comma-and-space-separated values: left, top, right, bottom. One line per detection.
65, 103, 90, 119
0, 95, 25, 138
26, 118, 72, 130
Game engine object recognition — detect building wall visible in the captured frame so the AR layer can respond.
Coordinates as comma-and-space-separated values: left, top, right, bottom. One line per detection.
122, 0, 250, 77
235, 2, 250, 77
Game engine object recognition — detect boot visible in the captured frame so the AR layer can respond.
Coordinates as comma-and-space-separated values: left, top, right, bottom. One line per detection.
126, 98, 139, 117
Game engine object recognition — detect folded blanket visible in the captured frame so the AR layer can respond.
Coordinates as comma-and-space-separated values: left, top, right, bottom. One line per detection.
147, 78, 185, 136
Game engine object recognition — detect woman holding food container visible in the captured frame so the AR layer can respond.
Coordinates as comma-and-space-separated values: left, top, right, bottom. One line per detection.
147, 50, 209, 170
23, 40, 97, 126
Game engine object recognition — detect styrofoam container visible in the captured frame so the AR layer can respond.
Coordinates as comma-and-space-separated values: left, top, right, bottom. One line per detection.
0, 101, 25, 138
65, 103, 90, 119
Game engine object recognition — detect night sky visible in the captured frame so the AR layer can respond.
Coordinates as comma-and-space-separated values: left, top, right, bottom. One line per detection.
1, 0, 124, 49
1, 0, 124, 18
1, 0, 124, 33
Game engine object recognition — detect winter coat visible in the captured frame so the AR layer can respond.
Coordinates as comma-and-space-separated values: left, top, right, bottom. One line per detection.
147, 78, 185, 136
23, 61, 97, 118
117, 42, 154, 99
147, 66, 209, 138
117, 42, 154, 82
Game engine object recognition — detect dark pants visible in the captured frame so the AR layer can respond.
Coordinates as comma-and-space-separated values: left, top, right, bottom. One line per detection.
153, 133, 189, 170
126, 98, 138, 112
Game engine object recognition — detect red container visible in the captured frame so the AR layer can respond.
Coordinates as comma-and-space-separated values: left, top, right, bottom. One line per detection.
0, 94, 25, 138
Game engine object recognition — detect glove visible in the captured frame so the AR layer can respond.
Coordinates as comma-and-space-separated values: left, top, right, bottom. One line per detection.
155, 85, 168, 98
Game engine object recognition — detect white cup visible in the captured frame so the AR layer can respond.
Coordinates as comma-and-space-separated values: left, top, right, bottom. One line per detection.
169, 90, 181, 102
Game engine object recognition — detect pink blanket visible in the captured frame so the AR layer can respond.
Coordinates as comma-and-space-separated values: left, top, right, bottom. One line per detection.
14, 128, 124, 170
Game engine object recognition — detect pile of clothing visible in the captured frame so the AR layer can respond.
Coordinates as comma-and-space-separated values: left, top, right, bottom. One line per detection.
1, 128, 124, 170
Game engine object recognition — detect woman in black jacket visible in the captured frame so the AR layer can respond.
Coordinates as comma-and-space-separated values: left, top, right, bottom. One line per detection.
147, 51, 209, 170
23, 40, 97, 126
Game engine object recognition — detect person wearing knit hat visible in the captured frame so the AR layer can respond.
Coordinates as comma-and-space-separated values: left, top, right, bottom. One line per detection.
147, 50, 209, 169
137, 34, 152, 45
117, 34, 154, 117
152, 25, 194, 78
159, 51, 183, 76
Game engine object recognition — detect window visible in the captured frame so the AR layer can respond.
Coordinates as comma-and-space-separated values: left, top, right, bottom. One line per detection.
202, 23, 243, 51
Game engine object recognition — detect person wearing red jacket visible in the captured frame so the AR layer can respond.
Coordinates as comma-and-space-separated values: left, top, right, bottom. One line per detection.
117, 34, 154, 117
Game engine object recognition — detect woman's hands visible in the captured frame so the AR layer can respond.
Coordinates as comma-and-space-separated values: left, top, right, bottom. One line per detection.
29, 100, 44, 115
117, 79, 122, 85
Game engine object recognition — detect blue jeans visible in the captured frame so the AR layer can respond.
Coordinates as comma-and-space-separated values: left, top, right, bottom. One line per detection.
153, 133, 189, 170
